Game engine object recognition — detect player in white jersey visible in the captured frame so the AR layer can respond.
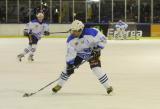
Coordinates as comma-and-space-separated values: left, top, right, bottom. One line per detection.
115, 20, 128, 39
17, 13, 50, 61
52, 20, 113, 94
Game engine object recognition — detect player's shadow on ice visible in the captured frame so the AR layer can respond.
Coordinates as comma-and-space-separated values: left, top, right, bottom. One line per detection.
0, 89, 113, 97
52, 92, 107, 96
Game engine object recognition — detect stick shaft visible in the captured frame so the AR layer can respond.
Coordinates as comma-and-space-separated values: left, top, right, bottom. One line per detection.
29, 78, 60, 96
50, 30, 70, 34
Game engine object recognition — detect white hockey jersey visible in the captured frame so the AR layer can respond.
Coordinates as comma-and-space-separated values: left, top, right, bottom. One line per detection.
66, 28, 106, 64
115, 21, 128, 30
25, 19, 49, 39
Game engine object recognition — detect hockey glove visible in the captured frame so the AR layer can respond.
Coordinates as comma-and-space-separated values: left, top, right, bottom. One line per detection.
44, 31, 50, 36
23, 29, 29, 36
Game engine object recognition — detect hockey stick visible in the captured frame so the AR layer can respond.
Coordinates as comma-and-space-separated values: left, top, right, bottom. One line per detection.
23, 78, 59, 97
23, 55, 93, 97
49, 30, 70, 34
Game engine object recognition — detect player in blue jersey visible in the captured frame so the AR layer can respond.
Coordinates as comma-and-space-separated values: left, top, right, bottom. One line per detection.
115, 20, 128, 39
52, 20, 113, 94
17, 13, 50, 62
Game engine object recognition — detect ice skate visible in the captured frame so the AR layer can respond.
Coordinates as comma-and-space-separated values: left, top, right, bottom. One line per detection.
52, 85, 62, 93
28, 54, 34, 62
17, 54, 24, 62
107, 86, 113, 94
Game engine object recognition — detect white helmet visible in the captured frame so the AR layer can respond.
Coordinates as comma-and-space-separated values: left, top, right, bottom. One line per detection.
70, 20, 84, 31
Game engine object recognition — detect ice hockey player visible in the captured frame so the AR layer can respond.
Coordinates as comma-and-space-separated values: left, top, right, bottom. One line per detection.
17, 13, 50, 62
115, 20, 128, 39
52, 20, 113, 94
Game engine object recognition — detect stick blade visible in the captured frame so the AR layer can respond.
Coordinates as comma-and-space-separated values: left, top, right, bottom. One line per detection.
23, 93, 31, 97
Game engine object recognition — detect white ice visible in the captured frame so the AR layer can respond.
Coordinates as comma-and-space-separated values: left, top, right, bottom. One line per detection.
0, 38, 160, 109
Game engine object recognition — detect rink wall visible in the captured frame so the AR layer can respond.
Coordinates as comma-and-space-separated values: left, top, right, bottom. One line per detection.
0, 24, 70, 37
151, 24, 160, 37
0, 24, 160, 37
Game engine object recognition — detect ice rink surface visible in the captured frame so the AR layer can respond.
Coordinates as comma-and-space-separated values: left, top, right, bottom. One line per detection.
0, 38, 160, 109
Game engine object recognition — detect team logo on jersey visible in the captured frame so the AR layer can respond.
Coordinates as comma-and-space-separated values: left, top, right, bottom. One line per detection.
75, 42, 78, 46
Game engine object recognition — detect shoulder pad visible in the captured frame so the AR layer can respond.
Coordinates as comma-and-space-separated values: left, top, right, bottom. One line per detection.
84, 28, 98, 37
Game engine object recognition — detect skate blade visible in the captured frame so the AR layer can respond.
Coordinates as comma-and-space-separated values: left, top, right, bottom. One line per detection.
52, 92, 57, 95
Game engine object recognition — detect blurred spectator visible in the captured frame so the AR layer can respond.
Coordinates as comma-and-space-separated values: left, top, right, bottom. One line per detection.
0, 7, 6, 23
0, 0, 160, 24
153, 3, 160, 23
127, 0, 138, 22
140, 1, 151, 23
19, 7, 29, 23
113, 1, 125, 21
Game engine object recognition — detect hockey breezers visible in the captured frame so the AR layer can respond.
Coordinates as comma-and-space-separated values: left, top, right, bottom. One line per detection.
23, 55, 94, 97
